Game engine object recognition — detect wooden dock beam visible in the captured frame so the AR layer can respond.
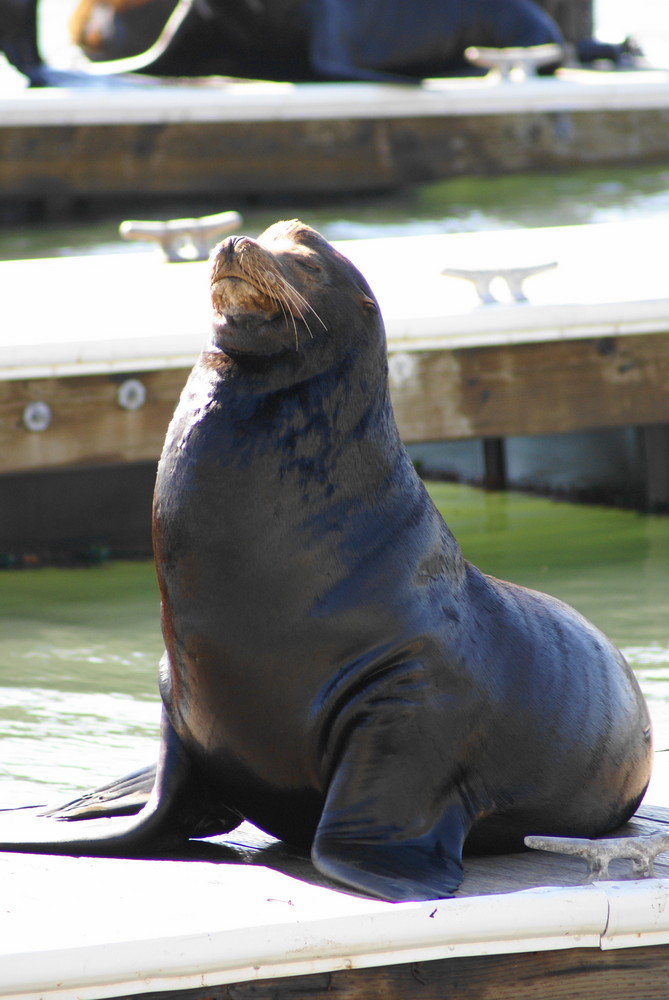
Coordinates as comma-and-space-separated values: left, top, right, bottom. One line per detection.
3, 332, 669, 479
390, 334, 669, 445
2, 328, 668, 558
114, 944, 669, 1000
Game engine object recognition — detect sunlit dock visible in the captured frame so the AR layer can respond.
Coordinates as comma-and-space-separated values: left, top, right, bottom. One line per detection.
3, 67, 669, 206
2, 215, 669, 556
2, 793, 669, 1000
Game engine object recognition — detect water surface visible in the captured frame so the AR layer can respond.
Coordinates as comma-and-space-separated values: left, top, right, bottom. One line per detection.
4, 163, 669, 262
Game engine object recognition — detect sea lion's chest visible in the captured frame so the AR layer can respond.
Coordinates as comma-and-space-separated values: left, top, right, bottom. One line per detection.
151, 353, 474, 797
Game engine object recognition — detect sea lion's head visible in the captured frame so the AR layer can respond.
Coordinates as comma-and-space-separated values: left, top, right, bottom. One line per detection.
209, 219, 382, 367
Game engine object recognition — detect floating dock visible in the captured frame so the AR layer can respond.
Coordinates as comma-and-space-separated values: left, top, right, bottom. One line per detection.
3, 67, 669, 207
2, 216, 669, 555
2, 797, 669, 1000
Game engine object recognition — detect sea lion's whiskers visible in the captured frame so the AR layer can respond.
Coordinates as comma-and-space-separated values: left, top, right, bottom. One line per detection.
240, 253, 327, 345
264, 274, 301, 350
283, 289, 315, 342
257, 261, 327, 334
279, 290, 301, 351
253, 263, 318, 347
259, 271, 300, 350
281, 281, 328, 333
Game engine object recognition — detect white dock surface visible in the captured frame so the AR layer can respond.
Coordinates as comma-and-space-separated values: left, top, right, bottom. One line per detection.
1, 846, 669, 1000
1, 759, 669, 1000
2, 69, 669, 126
2, 218, 669, 381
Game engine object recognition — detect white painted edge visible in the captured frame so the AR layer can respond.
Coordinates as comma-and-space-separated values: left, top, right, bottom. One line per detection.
383, 298, 669, 352
1, 69, 669, 126
602, 879, 669, 949
2, 879, 669, 1000
2, 297, 669, 382
3, 220, 669, 380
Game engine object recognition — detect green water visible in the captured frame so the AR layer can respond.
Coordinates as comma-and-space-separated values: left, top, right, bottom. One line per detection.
1, 483, 667, 807
4, 163, 669, 259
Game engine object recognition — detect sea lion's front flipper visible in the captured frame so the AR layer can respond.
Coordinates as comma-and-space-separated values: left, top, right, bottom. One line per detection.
0, 710, 241, 854
311, 689, 473, 901
313, 800, 468, 902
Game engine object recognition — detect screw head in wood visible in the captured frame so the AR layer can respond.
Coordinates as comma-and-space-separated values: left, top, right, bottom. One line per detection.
117, 379, 147, 411
22, 401, 52, 432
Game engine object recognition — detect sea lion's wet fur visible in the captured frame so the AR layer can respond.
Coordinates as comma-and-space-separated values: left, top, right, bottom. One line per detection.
0, 220, 652, 901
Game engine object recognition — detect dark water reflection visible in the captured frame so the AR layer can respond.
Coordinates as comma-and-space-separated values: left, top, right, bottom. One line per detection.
1, 483, 667, 807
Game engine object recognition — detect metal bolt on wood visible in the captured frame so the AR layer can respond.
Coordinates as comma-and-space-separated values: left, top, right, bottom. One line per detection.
117, 379, 147, 411
22, 401, 52, 432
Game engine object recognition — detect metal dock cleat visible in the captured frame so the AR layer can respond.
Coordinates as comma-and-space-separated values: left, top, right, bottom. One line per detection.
120, 210, 242, 262
441, 261, 557, 304
465, 43, 564, 80
525, 830, 669, 881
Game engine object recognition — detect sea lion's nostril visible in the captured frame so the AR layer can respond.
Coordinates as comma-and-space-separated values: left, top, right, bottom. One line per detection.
213, 235, 248, 270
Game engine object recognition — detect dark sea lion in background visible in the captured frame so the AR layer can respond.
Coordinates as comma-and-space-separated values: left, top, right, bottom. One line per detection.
72, 0, 563, 81
304, 0, 563, 81
1, 0, 563, 87
0, 0, 42, 83
0, 0, 162, 86
0, 221, 652, 902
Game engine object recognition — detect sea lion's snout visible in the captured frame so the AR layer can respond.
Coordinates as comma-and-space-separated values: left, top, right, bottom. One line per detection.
209, 236, 278, 320
209, 225, 327, 356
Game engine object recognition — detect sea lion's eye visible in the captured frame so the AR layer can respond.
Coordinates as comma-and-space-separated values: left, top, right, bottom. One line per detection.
297, 257, 321, 272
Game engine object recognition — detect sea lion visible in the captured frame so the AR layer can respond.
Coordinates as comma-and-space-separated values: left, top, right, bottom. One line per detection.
0, 220, 652, 901
8, 0, 562, 85
3, 0, 563, 87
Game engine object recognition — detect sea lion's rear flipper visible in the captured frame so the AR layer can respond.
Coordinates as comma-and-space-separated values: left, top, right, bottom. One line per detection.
0, 710, 241, 854
43, 765, 158, 820
311, 690, 472, 901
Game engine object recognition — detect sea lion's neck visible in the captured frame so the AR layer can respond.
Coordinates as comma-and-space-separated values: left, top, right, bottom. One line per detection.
154, 344, 401, 532
204, 342, 395, 458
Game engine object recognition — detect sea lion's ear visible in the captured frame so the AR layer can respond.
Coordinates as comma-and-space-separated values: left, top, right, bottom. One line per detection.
359, 293, 378, 313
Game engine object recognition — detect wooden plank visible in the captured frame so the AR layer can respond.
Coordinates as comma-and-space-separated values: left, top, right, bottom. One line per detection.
4, 106, 669, 203
103, 945, 669, 1000
637, 804, 669, 825
393, 333, 669, 442
0, 370, 184, 473
0, 804, 668, 1000
186, 811, 669, 900
4, 330, 669, 474
0, 119, 397, 201
5, 222, 669, 382
7, 72, 669, 127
